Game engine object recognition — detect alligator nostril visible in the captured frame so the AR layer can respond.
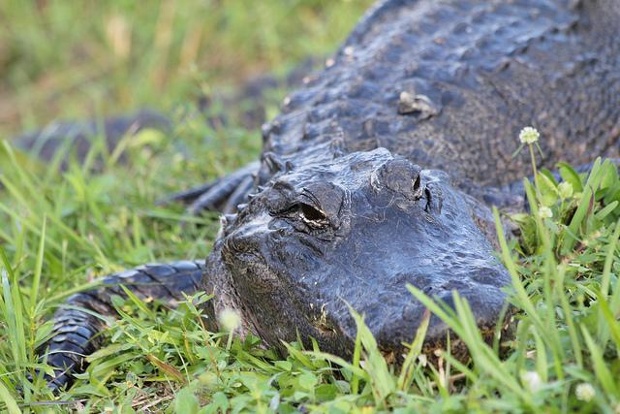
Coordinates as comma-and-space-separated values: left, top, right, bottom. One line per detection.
413, 174, 421, 193
424, 184, 443, 214
374, 158, 423, 200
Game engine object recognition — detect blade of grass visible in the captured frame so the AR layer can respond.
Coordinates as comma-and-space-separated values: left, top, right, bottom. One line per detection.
348, 308, 395, 406
397, 308, 430, 392
555, 264, 583, 368
350, 307, 363, 395
581, 328, 618, 397
493, 208, 544, 331
0, 247, 28, 400
29, 217, 46, 315
563, 159, 602, 253
0, 381, 21, 414
600, 218, 620, 298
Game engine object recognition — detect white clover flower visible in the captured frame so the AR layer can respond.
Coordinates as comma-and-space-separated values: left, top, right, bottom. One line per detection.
538, 206, 553, 219
218, 308, 241, 332
575, 383, 596, 402
558, 181, 574, 199
418, 354, 428, 367
519, 126, 540, 145
521, 371, 543, 393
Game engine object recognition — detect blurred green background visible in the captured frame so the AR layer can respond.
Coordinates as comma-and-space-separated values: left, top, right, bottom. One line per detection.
0, 0, 373, 139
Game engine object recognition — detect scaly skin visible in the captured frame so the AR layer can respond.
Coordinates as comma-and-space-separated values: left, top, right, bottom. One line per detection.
180, 0, 620, 213
261, 0, 619, 189
40, 0, 619, 390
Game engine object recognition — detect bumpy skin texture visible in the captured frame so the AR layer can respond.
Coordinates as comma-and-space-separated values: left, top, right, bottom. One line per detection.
42, 0, 620, 389
261, 0, 619, 192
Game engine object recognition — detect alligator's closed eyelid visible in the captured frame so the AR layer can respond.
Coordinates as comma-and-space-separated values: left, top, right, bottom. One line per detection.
299, 187, 322, 206
299, 183, 347, 219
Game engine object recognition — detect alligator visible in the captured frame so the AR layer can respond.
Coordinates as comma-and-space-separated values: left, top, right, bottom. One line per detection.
40, 0, 620, 390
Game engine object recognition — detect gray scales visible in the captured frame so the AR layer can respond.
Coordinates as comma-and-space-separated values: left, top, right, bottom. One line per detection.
41, 0, 620, 390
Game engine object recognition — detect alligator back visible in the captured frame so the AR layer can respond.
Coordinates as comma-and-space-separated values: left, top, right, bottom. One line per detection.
262, 0, 620, 191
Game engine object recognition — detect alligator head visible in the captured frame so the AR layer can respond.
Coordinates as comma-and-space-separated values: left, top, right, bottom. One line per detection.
205, 148, 511, 359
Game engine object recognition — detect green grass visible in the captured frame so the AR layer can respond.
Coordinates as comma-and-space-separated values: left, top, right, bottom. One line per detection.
1, 1, 620, 413
0, 0, 371, 138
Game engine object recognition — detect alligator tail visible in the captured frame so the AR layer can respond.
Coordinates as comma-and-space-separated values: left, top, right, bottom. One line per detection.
40, 260, 206, 391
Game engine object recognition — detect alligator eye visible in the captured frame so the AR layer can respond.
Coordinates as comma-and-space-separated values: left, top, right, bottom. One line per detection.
298, 203, 328, 223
